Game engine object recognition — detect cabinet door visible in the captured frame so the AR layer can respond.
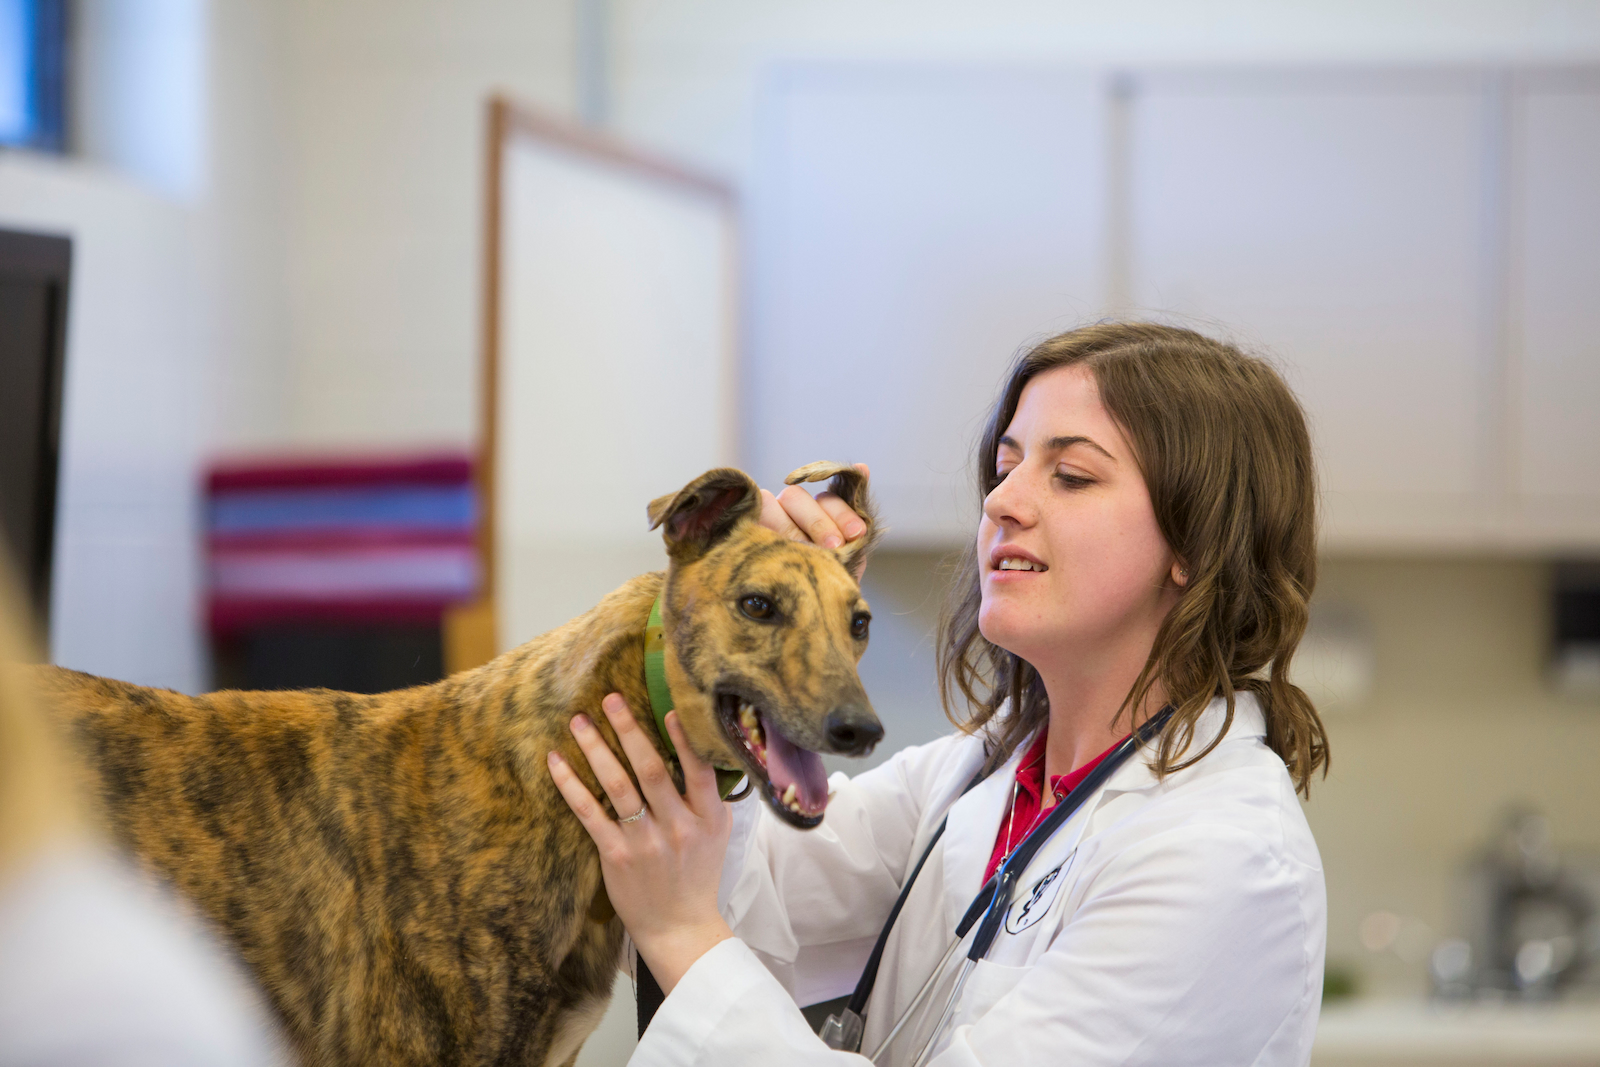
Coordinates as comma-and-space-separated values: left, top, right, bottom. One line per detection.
753, 68, 1105, 545
1512, 76, 1600, 546
1128, 72, 1493, 550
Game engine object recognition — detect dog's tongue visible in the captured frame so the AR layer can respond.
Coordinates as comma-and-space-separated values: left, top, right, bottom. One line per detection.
761, 713, 829, 816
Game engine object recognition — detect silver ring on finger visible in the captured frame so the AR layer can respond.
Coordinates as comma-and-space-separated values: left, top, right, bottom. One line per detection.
617, 805, 648, 825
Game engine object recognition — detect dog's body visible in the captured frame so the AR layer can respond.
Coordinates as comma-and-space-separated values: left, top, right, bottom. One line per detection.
31, 464, 881, 1067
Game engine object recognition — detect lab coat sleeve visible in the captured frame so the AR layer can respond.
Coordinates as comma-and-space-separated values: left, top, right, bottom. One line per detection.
717, 732, 977, 1005
936, 818, 1325, 1067
633, 937, 862, 1066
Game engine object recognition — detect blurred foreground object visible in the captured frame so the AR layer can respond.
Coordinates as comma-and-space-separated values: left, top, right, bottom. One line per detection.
206, 453, 479, 691
0, 564, 284, 1066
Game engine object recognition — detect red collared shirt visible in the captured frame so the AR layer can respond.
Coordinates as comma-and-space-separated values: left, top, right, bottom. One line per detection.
983, 727, 1127, 883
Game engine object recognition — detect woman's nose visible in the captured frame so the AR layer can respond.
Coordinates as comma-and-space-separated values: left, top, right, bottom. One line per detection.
983, 469, 1035, 528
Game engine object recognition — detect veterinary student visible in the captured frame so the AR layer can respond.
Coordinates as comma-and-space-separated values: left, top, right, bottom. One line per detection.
0, 564, 284, 1067
552, 322, 1330, 1066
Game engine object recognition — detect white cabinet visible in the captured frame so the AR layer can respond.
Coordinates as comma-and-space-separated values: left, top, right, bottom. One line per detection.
752, 67, 1600, 552
752, 68, 1105, 545
1127, 72, 1496, 551
1511, 73, 1600, 549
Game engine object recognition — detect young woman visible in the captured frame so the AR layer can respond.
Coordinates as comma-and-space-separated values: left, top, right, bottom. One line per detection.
551, 322, 1330, 1065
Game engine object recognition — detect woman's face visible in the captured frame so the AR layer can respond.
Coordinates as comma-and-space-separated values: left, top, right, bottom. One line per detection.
977, 364, 1183, 672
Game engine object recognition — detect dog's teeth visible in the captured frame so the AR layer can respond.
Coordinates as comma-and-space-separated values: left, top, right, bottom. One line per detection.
737, 703, 765, 750
782, 783, 797, 806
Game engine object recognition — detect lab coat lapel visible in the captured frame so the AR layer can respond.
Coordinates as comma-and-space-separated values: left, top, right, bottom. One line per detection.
939, 744, 1024, 933
1008, 739, 1151, 889
938, 722, 1165, 934
1096, 696, 1270, 802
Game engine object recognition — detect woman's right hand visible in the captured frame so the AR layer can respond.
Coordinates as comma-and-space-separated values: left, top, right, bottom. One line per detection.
757, 462, 870, 551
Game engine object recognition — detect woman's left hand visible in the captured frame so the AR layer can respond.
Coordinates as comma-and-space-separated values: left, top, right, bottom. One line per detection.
548, 694, 734, 994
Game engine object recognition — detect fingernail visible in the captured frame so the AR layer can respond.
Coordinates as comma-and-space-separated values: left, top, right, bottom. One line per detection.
547, 751, 563, 768
602, 694, 624, 715
823, 535, 842, 549
845, 522, 865, 539
571, 714, 590, 732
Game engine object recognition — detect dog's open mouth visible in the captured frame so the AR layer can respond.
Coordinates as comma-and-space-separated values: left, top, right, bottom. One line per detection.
717, 693, 829, 828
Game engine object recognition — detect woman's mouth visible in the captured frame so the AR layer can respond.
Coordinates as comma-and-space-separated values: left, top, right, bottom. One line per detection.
989, 548, 1049, 577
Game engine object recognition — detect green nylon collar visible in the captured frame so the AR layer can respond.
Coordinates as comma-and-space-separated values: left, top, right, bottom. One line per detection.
644, 595, 744, 799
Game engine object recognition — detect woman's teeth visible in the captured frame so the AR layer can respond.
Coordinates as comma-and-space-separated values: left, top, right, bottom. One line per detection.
997, 558, 1045, 571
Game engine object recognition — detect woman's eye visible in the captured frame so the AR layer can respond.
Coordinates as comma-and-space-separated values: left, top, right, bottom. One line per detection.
1055, 471, 1094, 488
739, 595, 775, 621
850, 612, 870, 640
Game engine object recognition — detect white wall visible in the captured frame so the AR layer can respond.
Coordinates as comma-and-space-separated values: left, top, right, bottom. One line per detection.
198, 0, 294, 455
275, 0, 575, 446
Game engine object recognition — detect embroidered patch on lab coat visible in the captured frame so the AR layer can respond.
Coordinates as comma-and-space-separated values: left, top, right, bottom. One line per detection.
1006, 854, 1073, 934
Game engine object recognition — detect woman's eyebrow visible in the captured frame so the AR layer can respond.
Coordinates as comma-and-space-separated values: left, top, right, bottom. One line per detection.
999, 433, 1117, 462
1049, 435, 1116, 461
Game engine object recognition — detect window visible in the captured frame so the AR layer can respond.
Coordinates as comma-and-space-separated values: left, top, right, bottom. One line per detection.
0, 0, 66, 152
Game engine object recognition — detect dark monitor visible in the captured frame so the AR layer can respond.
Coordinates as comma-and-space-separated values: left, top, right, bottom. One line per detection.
0, 227, 70, 633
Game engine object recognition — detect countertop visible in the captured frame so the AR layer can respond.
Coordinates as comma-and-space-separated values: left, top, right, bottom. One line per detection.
1314, 998, 1600, 1066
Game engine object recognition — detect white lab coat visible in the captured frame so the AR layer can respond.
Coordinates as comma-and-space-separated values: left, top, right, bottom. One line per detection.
634, 693, 1326, 1066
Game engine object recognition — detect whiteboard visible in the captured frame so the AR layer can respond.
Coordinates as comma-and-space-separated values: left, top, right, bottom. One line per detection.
485, 101, 738, 650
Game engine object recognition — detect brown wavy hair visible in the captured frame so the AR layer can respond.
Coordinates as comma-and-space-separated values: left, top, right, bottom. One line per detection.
937, 322, 1329, 796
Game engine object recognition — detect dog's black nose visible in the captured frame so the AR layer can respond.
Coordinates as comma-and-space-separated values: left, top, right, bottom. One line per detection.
824, 707, 884, 756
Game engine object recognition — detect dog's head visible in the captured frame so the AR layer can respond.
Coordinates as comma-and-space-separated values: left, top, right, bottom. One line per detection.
646, 462, 883, 829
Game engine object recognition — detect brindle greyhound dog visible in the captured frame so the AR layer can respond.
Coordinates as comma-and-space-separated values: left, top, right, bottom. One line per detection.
30, 461, 883, 1067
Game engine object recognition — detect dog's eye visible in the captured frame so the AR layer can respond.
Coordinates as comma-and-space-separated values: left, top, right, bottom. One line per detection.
851, 612, 870, 640
739, 595, 776, 621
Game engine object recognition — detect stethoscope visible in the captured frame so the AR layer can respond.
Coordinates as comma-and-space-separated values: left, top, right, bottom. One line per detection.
821, 707, 1174, 1065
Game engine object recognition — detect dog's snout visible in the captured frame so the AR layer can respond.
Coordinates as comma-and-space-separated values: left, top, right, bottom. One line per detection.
824, 706, 884, 756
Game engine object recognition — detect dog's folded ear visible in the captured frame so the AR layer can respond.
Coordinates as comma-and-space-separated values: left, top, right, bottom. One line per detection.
784, 461, 882, 581
647, 468, 762, 562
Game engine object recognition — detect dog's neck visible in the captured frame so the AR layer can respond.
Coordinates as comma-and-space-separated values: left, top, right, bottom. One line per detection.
455, 572, 675, 793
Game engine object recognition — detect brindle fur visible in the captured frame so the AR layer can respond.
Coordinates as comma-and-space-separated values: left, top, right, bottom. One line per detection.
30, 463, 880, 1067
